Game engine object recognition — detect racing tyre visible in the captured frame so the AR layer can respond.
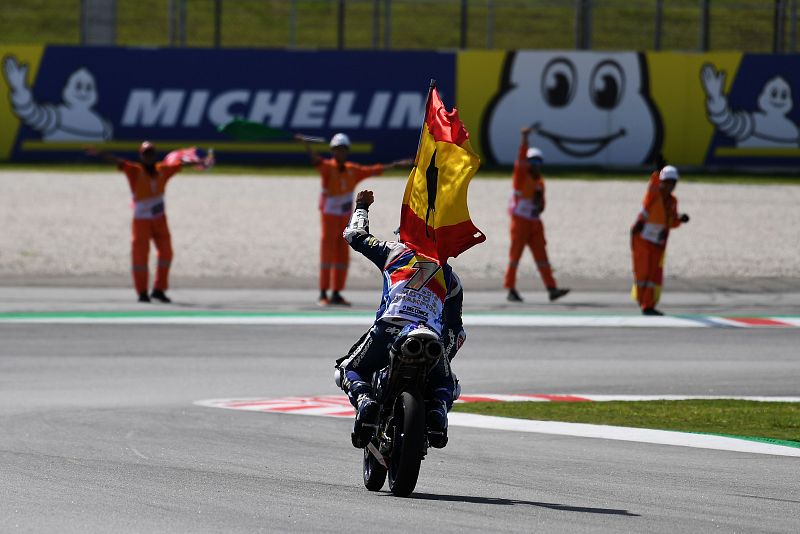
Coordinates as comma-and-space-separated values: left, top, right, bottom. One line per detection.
363, 440, 387, 491
388, 391, 425, 497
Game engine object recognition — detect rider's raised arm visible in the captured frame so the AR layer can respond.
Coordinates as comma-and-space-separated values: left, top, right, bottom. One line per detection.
343, 190, 403, 270
343, 207, 392, 270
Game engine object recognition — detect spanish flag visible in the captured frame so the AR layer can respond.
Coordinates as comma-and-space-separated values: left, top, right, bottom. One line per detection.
400, 82, 485, 265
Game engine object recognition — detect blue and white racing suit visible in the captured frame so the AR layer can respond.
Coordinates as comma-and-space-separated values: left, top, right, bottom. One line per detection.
336, 204, 466, 411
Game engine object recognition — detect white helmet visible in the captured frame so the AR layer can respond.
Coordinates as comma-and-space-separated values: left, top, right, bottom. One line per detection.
330, 133, 351, 149
659, 165, 679, 181
526, 147, 543, 160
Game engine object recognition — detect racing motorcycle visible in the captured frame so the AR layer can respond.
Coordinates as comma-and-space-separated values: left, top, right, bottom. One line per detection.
359, 324, 445, 497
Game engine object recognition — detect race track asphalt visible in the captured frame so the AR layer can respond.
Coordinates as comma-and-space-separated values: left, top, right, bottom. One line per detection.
1, 288, 799, 533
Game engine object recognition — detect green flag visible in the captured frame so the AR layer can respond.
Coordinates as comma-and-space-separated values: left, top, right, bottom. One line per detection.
217, 119, 289, 141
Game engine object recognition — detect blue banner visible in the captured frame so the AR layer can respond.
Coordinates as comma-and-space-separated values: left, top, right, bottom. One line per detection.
703, 54, 800, 167
3, 46, 456, 164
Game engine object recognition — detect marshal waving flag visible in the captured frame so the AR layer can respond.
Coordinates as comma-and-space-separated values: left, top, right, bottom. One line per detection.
399, 81, 485, 264
163, 147, 215, 170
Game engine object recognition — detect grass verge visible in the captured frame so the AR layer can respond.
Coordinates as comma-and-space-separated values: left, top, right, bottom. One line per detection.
451, 400, 800, 444
0, 0, 779, 52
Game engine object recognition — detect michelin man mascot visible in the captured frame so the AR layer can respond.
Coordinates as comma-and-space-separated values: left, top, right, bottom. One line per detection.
3, 55, 112, 142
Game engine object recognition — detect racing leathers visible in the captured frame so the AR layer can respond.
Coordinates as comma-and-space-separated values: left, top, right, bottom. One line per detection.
336, 203, 466, 442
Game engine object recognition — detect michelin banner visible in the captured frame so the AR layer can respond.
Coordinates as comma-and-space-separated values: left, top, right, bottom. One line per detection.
2, 46, 799, 168
0, 46, 455, 163
459, 50, 800, 168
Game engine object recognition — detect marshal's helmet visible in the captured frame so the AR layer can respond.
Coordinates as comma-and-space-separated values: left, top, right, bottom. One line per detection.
659, 165, 679, 181
139, 141, 155, 155
329, 132, 351, 149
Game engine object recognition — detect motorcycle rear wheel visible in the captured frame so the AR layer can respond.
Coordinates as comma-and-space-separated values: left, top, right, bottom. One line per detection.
363, 440, 387, 491
388, 391, 425, 497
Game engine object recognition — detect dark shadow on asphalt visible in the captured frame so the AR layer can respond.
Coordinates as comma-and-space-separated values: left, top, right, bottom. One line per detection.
403, 493, 640, 516
732, 493, 800, 504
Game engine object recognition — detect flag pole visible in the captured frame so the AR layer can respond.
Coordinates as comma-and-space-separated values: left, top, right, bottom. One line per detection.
413, 78, 437, 167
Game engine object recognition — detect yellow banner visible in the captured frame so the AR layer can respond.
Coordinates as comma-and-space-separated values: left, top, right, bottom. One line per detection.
453, 50, 800, 168
456, 50, 507, 163
0, 46, 46, 159
646, 52, 742, 166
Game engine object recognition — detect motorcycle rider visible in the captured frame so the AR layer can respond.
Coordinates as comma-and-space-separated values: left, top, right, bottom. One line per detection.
336, 190, 466, 449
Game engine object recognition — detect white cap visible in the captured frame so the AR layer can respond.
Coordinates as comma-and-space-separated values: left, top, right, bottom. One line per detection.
526, 147, 543, 160
659, 165, 679, 181
330, 133, 351, 148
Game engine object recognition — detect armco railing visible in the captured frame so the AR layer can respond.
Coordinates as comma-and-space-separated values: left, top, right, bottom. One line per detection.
1, 1, 797, 53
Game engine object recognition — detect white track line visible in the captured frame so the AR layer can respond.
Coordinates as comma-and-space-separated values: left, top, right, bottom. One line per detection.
195, 394, 800, 457
448, 413, 800, 457
464, 314, 704, 328
4, 313, 797, 327
0, 316, 373, 326
465, 394, 800, 403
